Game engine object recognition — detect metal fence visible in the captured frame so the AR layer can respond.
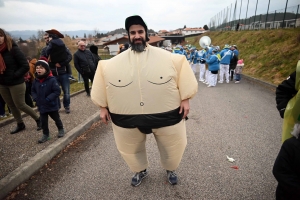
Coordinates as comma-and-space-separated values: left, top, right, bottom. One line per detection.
209, 1, 300, 31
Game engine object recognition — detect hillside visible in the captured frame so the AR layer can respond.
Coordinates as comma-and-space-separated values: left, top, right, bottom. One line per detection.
186, 28, 300, 85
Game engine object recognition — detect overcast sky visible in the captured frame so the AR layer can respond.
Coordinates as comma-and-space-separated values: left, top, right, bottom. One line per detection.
0, 0, 298, 32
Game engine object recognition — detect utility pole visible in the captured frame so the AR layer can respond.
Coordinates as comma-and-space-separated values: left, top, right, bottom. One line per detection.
282, 0, 289, 28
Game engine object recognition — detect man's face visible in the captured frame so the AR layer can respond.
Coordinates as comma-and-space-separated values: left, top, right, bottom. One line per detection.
78, 42, 86, 51
43, 34, 49, 44
129, 24, 146, 52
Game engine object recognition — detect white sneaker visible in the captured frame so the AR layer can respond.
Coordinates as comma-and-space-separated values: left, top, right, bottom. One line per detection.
0, 114, 7, 118
207, 85, 213, 87
218, 81, 223, 83
235, 81, 240, 83
199, 79, 204, 82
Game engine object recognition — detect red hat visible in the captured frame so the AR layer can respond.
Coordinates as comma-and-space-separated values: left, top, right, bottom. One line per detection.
45, 29, 64, 38
39, 56, 48, 62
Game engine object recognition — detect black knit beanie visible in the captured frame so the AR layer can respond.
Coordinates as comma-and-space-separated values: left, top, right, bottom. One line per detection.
125, 15, 149, 42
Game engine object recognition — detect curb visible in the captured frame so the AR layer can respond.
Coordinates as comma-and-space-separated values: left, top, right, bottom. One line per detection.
0, 112, 100, 200
0, 89, 86, 128
242, 74, 277, 92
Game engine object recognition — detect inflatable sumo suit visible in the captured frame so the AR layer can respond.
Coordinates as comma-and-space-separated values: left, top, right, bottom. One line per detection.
91, 16, 198, 173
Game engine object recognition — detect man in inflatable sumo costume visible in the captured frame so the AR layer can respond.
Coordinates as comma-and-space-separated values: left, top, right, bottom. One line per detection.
91, 15, 198, 187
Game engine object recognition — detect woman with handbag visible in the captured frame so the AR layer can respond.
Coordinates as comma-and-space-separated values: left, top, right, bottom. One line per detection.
0, 28, 41, 134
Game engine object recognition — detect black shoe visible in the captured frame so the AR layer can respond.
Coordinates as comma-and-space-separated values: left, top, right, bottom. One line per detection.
36, 118, 42, 131
57, 129, 65, 138
86, 93, 90, 97
167, 170, 178, 185
38, 134, 50, 143
65, 107, 70, 114
10, 122, 26, 134
131, 169, 148, 187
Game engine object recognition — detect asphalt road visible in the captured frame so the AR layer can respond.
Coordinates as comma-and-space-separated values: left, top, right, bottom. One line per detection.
7, 79, 283, 200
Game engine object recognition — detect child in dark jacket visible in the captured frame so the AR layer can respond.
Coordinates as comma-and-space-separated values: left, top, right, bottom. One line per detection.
31, 57, 65, 143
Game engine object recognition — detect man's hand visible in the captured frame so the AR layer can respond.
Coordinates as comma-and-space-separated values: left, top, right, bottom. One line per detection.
179, 99, 190, 119
55, 63, 61, 67
100, 107, 111, 124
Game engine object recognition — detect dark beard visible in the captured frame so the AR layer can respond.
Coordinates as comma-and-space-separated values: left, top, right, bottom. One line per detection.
130, 38, 146, 52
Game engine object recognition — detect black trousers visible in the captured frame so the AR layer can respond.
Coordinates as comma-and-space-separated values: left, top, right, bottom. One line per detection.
40, 110, 63, 135
25, 82, 34, 107
82, 72, 95, 95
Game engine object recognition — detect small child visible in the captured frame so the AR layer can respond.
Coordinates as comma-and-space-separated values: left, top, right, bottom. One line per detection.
31, 57, 65, 143
235, 59, 244, 83
45, 29, 67, 64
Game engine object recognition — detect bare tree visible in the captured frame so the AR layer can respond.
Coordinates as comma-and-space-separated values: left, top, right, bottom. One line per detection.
94, 28, 99, 37
87, 34, 93, 45
37, 29, 45, 41
29, 34, 37, 41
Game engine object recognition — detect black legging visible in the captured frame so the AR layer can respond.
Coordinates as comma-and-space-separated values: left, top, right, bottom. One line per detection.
40, 110, 63, 135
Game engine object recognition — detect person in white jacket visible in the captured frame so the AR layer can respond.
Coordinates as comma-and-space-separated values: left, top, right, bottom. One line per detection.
91, 15, 198, 187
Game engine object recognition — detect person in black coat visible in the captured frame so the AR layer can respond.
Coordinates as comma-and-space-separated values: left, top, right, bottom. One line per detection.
74, 41, 96, 96
0, 28, 41, 134
32, 57, 64, 143
273, 59, 300, 200
275, 71, 297, 118
89, 45, 101, 70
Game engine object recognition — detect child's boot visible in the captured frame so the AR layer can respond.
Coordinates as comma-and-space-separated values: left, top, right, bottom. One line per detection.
57, 129, 65, 138
38, 134, 50, 143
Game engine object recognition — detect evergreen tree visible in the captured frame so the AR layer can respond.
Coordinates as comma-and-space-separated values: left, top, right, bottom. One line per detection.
203, 25, 209, 30
84, 33, 86, 38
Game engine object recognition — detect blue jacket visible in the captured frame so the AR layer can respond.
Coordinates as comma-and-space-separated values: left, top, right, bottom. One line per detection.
181, 49, 188, 59
31, 75, 61, 114
189, 51, 200, 64
233, 49, 239, 57
197, 50, 206, 61
206, 54, 220, 71
219, 48, 233, 65
173, 49, 188, 60
206, 47, 214, 56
